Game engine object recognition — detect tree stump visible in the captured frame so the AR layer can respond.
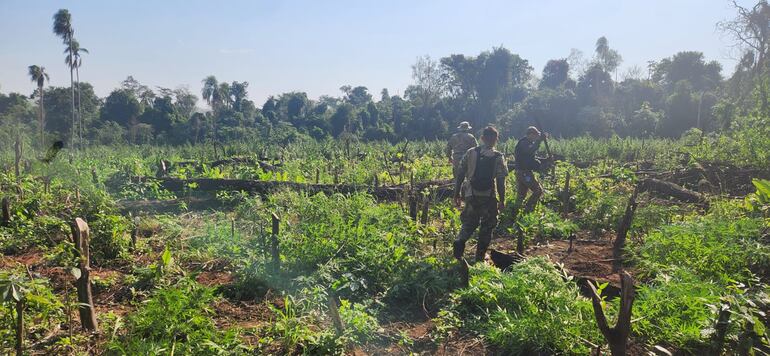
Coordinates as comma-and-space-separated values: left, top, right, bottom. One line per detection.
613, 187, 639, 272
71, 218, 98, 331
588, 271, 635, 356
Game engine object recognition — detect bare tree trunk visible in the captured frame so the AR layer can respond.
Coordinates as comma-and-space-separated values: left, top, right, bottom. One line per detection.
72, 218, 98, 331
76, 68, 83, 148
69, 43, 76, 150
39, 85, 45, 149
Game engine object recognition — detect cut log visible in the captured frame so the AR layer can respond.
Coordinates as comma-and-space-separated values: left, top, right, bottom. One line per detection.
71, 218, 98, 332
638, 178, 705, 204
588, 271, 635, 356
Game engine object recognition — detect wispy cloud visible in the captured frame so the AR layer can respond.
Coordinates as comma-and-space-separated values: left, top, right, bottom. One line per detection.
218, 48, 255, 54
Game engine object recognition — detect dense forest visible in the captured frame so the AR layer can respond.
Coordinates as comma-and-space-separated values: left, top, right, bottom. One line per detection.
2, 2, 770, 148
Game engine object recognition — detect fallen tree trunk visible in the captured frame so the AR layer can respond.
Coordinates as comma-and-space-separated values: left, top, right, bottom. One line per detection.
173, 157, 281, 172
638, 178, 706, 204
142, 177, 455, 202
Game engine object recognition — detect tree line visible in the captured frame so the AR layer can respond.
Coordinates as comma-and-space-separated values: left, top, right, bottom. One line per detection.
2, 2, 770, 148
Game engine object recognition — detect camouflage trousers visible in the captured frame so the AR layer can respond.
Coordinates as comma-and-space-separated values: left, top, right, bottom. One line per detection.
453, 196, 499, 262
515, 169, 543, 213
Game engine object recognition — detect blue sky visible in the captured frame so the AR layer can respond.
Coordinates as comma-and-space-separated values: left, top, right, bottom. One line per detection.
0, 0, 754, 104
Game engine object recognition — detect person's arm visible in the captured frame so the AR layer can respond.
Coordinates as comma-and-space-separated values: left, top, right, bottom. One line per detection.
496, 176, 506, 205
496, 154, 508, 210
453, 152, 468, 206
453, 153, 467, 197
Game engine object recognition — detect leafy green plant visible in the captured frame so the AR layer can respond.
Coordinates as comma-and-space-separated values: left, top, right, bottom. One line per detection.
438, 258, 602, 355
106, 279, 246, 355
632, 215, 769, 284
634, 268, 722, 351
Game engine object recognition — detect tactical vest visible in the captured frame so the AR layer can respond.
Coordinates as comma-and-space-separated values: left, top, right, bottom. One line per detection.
470, 147, 500, 191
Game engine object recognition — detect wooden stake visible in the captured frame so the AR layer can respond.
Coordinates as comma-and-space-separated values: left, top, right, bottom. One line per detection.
231, 219, 235, 240
561, 171, 571, 217
710, 302, 731, 354
130, 216, 139, 250
15, 299, 23, 356
327, 291, 345, 335
271, 213, 280, 271
408, 195, 418, 221
14, 138, 22, 182
613, 187, 639, 272
515, 224, 524, 254
315, 168, 320, 184
420, 199, 429, 225
91, 168, 98, 184
588, 271, 635, 356
72, 218, 98, 331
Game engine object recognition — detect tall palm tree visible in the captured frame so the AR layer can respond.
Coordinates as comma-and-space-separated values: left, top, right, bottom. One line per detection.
201, 76, 220, 111
28, 65, 49, 148
65, 39, 88, 147
53, 9, 76, 148
201, 76, 221, 141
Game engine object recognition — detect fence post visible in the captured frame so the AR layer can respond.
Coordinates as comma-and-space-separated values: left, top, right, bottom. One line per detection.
271, 213, 280, 271
72, 218, 98, 331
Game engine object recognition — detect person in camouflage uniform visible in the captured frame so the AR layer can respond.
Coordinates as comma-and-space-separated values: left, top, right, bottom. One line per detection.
446, 121, 478, 178
452, 126, 508, 263
514, 126, 548, 213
